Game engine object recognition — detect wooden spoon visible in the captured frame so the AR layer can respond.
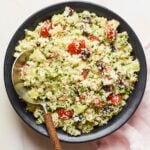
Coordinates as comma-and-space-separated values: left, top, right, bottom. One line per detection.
12, 50, 62, 150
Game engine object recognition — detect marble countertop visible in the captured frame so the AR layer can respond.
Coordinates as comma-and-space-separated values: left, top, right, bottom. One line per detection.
0, 0, 150, 149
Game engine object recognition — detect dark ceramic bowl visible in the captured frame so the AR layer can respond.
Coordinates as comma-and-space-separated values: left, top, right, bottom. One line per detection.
4, 1, 147, 142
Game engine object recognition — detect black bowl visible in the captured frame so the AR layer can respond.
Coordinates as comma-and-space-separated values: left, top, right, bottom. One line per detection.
4, 1, 147, 142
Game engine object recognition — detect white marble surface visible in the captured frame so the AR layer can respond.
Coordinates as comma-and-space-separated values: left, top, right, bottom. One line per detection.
0, 0, 150, 149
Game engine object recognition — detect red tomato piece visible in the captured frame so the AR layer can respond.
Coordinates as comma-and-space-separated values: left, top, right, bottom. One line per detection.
94, 97, 102, 107
47, 53, 59, 59
82, 69, 89, 79
22, 64, 30, 76
105, 23, 115, 40
40, 20, 53, 37
107, 93, 122, 105
67, 40, 86, 55
65, 110, 74, 118
57, 108, 73, 119
79, 95, 86, 102
57, 108, 65, 118
88, 36, 100, 41
102, 66, 112, 79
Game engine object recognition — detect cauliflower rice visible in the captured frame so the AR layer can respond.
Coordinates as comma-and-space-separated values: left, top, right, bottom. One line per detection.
14, 7, 140, 136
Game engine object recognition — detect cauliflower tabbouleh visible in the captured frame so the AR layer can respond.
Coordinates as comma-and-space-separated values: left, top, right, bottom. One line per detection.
14, 7, 140, 136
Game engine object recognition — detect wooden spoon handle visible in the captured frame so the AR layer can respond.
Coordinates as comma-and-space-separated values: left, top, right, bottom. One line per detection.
43, 112, 62, 150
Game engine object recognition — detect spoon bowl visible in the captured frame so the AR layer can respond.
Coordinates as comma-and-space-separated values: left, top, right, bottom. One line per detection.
12, 50, 43, 105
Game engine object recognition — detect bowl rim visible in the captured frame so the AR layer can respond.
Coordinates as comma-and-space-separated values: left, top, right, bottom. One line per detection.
4, 1, 147, 143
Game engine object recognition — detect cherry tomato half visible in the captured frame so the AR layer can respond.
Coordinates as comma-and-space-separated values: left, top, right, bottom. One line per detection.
67, 40, 86, 55
57, 108, 73, 119
40, 20, 53, 37
107, 93, 122, 105
105, 23, 115, 40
